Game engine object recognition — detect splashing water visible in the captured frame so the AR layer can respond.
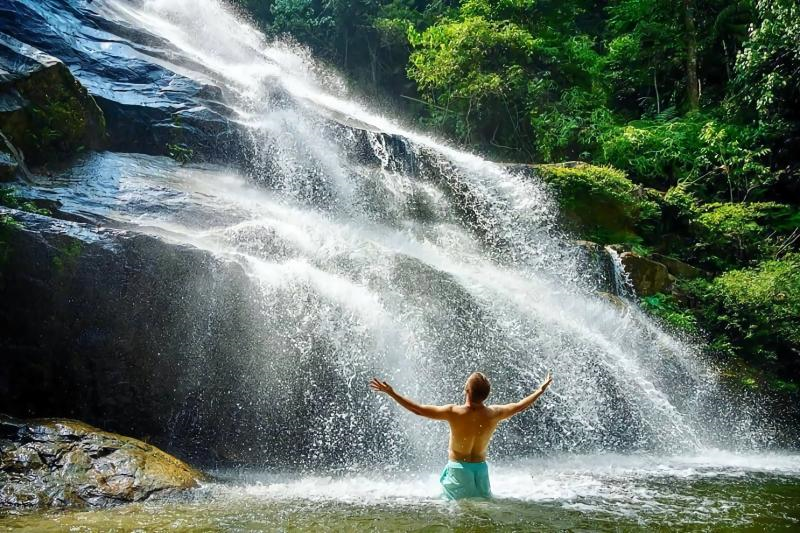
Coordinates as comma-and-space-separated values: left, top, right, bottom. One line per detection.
46, 0, 780, 465
6, 0, 800, 528
17, 0, 793, 499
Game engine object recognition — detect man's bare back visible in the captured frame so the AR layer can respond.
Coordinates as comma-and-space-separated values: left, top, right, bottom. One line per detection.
444, 404, 503, 462
369, 371, 553, 498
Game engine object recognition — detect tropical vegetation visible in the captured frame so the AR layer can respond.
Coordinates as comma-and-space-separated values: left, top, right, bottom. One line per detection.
233, 0, 799, 389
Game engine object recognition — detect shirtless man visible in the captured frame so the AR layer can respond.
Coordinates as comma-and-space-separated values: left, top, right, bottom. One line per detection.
369, 371, 553, 499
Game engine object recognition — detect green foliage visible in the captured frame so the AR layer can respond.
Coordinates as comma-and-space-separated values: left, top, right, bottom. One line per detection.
52, 241, 83, 274
694, 119, 773, 201
693, 202, 800, 269
641, 292, 699, 334
691, 254, 800, 372
167, 143, 195, 165
597, 113, 773, 199
597, 114, 702, 187
663, 185, 700, 222
733, 0, 800, 123
0, 187, 50, 216
407, 14, 537, 149
732, 0, 800, 187
605, 0, 686, 113
0, 214, 19, 267
535, 163, 659, 244
407, 0, 606, 159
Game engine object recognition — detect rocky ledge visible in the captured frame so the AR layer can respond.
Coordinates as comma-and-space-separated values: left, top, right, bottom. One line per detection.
0, 32, 105, 168
0, 416, 203, 508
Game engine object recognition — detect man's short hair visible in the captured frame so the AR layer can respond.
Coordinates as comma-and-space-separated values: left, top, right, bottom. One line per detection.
466, 372, 491, 403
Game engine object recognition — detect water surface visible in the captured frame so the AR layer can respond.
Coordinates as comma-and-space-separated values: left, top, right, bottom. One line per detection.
3, 453, 799, 531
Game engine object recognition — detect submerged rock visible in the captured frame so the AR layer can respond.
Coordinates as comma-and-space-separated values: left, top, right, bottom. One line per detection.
0, 32, 105, 166
0, 415, 202, 508
597, 291, 627, 309
619, 252, 671, 296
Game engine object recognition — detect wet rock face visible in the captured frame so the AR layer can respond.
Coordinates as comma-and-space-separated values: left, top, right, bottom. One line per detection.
0, 32, 105, 166
0, 0, 242, 162
0, 207, 256, 465
0, 415, 202, 508
650, 253, 704, 280
619, 252, 671, 296
0, 152, 17, 181
573, 240, 618, 293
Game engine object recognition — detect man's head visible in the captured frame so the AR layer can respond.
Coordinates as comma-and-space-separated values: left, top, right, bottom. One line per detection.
464, 372, 491, 404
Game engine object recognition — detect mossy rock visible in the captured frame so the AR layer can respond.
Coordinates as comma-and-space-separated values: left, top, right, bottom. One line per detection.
619, 252, 671, 296
532, 162, 660, 244
0, 33, 105, 166
0, 415, 204, 508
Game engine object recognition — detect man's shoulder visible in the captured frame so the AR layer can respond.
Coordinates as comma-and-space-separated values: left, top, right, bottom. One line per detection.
450, 404, 496, 416
486, 404, 511, 418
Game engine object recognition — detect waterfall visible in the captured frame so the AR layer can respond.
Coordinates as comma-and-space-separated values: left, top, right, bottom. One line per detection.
605, 246, 634, 298
25, 0, 771, 467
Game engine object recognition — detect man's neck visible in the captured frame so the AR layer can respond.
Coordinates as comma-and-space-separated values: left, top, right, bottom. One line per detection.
464, 400, 484, 408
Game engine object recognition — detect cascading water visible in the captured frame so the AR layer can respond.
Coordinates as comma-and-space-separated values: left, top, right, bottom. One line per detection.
56, 0, 776, 468
4, 1, 800, 528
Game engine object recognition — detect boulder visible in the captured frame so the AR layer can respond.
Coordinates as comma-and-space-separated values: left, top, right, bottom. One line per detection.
574, 239, 604, 255
0, 415, 203, 507
0, 32, 105, 166
650, 253, 704, 279
606, 243, 628, 255
619, 252, 671, 296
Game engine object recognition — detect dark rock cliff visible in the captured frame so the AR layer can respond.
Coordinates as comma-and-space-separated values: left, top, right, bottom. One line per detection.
0, 0, 242, 162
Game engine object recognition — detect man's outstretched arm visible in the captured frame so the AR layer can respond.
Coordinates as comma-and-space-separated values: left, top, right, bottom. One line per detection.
369, 378, 453, 420
494, 371, 553, 420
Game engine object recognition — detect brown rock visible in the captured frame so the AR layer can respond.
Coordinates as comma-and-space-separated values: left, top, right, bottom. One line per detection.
606, 243, 628, 254
619, 252, 671, 296
597, 291, 627, 309
0, 416, 203, 508
650, 253, 704, 279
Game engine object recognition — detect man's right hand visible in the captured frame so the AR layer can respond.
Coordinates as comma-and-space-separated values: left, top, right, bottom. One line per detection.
369, 378, 394, 395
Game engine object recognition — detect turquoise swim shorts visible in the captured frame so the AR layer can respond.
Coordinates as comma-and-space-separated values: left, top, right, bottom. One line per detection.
439, 460, 492, 499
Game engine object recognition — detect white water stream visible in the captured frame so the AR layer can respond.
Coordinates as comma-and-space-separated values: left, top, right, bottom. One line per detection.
19, 1, 797, 511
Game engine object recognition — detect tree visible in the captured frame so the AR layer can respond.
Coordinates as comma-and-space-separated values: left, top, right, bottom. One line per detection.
683, 0, 700, 110
408, 0, 607, 160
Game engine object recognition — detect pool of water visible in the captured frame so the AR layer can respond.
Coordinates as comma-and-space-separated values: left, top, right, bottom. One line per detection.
3, 453, 799, 531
